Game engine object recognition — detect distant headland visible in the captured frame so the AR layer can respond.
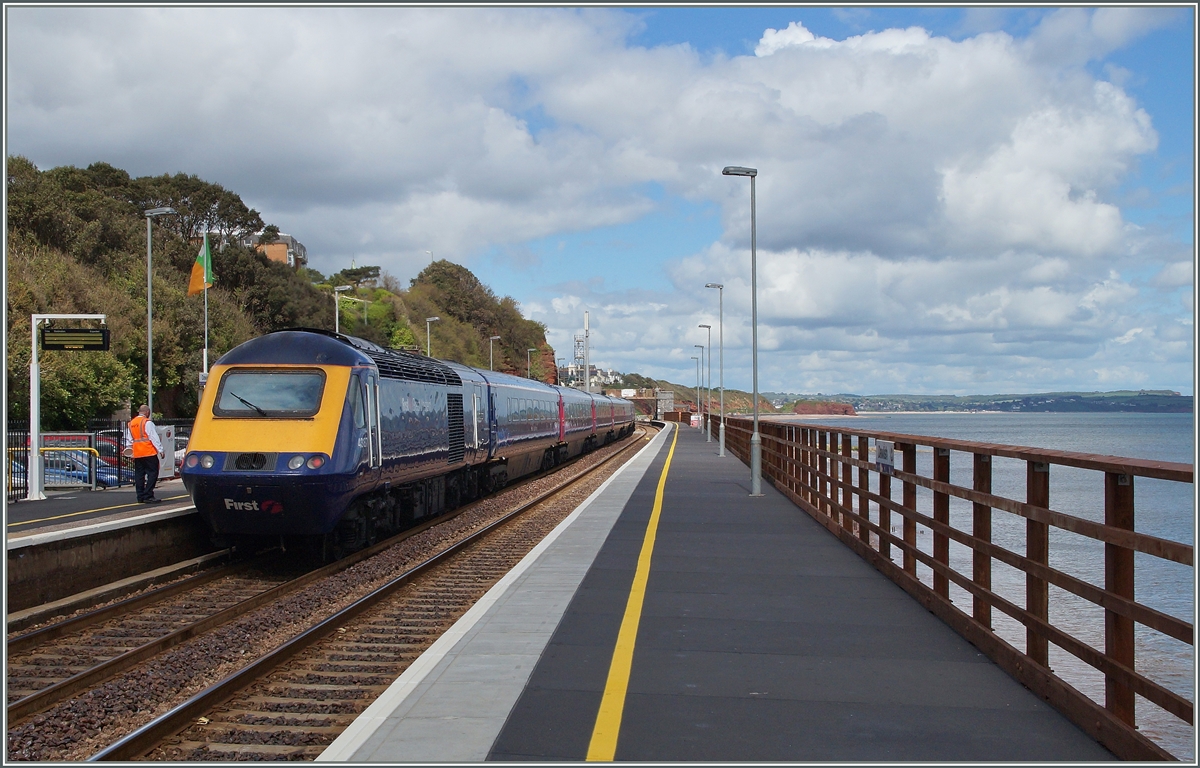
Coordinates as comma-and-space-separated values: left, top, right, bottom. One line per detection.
762, 390, 1192, 414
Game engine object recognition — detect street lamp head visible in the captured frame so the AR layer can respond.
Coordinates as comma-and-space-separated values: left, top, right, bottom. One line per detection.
334, 285, 352, 293
528, 348, 537, 353
699, 324, 711, 330
426, 316, 440, 323
705, 283, 723, 290
722, 166, 757, 177
490, 335, 501, 341
145, 206, 177, 217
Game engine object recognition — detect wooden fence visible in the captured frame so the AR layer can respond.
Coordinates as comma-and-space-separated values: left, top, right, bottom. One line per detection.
711, 414, 1193, 761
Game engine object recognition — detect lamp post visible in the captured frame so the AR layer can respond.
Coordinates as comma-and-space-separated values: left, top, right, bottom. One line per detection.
699, 324, 712, 442
583, 311, 590, 394
527, 348, 537, 379
144, 206, 176, 416
333, 285, 352, 334
705, 283, 725, 456
694, 344, 705, 430
723, 165, 761, 495
426, 250, 433, 264
691, 356, 700, 424
489, 336, 501, 370
425, 317, 440, 357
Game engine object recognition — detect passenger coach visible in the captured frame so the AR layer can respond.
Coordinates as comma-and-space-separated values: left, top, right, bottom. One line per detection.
182, 329, 635, 558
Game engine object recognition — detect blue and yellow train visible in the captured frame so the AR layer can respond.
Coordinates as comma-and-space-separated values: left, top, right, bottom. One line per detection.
181, 329, 636, 558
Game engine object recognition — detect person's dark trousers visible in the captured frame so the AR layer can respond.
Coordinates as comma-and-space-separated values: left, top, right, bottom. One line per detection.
134, 456, 160, 502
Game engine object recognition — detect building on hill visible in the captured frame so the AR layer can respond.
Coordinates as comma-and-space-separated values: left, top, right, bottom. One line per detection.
558, 363, 619, 391
238, 232, 308, 270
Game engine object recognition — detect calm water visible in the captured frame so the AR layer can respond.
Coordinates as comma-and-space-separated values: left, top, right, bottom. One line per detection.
771, 412, 1196, 759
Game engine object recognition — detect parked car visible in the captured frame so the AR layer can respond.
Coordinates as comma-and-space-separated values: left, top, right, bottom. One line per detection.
9, 453, 134, 489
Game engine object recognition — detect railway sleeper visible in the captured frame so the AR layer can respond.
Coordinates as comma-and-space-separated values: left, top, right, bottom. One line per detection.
166, 741, 326, 757
217, 710, 349, 726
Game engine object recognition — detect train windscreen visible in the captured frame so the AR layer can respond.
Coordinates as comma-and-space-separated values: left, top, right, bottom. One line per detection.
213, 369, 326, 418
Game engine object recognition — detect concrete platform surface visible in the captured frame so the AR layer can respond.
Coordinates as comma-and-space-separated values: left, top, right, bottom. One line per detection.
7, 478, 192, 539
318, 425, 673, 762
321, 423, 1115, 762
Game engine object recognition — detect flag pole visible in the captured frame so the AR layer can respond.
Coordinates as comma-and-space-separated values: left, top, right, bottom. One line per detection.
203, 233, 209, 373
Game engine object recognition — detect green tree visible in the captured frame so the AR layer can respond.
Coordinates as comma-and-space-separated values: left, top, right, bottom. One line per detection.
258, 224, 280, 245
333, 265, 381, 289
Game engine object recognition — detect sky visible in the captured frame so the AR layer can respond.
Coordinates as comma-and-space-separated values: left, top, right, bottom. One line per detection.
5, 6, 1195, 396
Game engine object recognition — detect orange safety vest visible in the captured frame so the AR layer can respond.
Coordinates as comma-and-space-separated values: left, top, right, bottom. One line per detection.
129, 416, 158, 459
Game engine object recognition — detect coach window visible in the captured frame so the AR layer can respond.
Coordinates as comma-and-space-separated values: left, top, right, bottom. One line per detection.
348, 374, 366, 429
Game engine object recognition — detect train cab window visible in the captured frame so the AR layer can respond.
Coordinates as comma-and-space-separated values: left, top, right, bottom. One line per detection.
213, 369, 326, 418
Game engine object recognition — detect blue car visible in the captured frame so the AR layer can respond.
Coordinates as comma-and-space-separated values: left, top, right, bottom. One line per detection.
8, 453, 135, 490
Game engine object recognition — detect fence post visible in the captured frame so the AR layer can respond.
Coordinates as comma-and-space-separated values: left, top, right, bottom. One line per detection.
902, 442, 917, 576
840, 434, 853, 532
1104, 471, 1136, 726
857, 434, 870, 545
972, 453, 992, 629
819, 431, 830, 519
1026, 460, 1050, 666
788, 426, 797, 496
879, 460, 891, 562
803, 428, 813, 506
933, 447, 950, 598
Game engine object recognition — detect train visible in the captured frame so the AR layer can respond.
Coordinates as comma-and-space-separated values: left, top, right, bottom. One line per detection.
180, 328, 637, 558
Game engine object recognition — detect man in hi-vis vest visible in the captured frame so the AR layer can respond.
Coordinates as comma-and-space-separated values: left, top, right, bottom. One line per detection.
125, 404, 165, 503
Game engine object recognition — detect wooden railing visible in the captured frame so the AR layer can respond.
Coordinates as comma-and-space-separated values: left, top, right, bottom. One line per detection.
711, 414, 1193, 761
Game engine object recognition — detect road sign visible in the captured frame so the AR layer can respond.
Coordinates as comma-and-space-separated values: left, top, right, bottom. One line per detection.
41, 327, 110, 351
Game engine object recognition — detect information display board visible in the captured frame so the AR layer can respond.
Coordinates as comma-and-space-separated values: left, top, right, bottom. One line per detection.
41, 328, 110, 351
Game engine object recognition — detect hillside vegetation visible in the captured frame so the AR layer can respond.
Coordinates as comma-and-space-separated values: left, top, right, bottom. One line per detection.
760, 390, 1192, 414
616, 375, 777, 415
6, 157, 553, 428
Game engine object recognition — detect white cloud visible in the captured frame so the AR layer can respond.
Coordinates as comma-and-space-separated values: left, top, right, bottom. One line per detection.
6, 7, 1191, 394
1152, 261, 1195, 290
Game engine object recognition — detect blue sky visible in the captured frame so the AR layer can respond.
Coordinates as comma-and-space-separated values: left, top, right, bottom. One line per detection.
7, 6, 1195, 395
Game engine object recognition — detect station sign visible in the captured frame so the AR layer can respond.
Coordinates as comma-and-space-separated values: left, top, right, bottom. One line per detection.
876, 440, 894, 475
41, 327, 110, 351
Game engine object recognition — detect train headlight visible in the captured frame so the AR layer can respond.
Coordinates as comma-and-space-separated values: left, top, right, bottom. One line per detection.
306, 455, 325, 469
185, 454, 199, 468
288, 455, 305, 470
200, 454, 216, 469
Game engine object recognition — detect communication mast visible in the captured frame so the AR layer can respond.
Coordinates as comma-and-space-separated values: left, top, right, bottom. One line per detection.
572, 333, 586, 387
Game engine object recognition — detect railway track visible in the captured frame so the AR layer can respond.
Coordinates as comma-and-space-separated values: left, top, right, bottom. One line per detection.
5, 427, 652, 762
99, 427, 651, 761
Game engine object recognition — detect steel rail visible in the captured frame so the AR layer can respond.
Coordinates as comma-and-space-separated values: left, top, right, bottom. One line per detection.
88, 427, 649, 761
7, 550, 241, 653
9, 432, 637, 723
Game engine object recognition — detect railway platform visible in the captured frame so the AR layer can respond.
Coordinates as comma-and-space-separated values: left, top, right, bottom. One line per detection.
320, 422, 1114, 762
6, 478, 192, 538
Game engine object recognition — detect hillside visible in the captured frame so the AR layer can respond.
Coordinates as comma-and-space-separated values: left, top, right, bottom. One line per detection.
6, 157, 555, 427
760, 390, 1192, 414
628, 378, 777, 415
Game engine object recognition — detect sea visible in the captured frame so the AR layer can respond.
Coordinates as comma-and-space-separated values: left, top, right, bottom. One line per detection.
770, 411, 1196, 760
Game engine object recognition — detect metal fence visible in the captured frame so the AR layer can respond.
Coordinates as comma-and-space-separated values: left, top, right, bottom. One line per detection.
6, 418, 193, 503
712, 414, 1193, 761
7, 420, 29, 504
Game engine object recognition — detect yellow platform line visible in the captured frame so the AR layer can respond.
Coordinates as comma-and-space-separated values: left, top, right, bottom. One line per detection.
587, 423, 679, 761
6, 493, 191, 528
